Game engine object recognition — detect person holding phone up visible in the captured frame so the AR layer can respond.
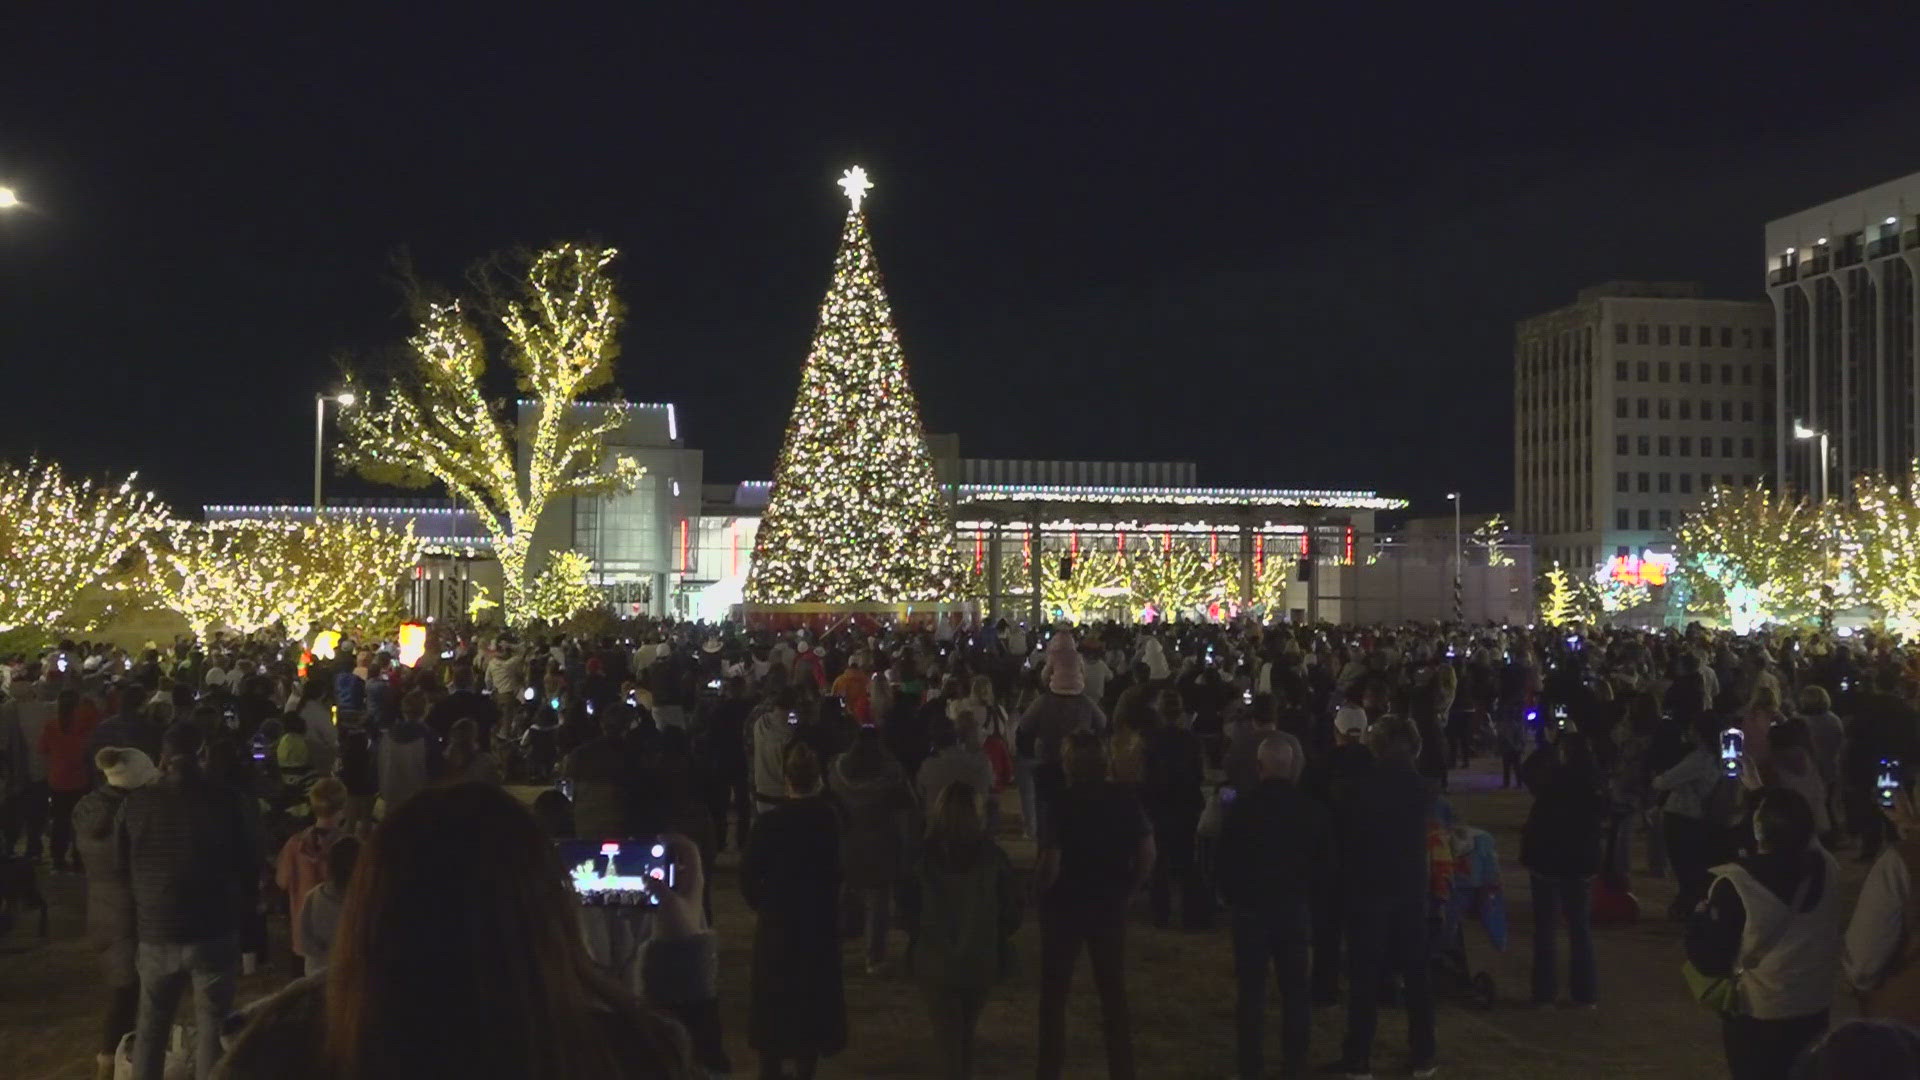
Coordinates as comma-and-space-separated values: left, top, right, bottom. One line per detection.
1844, 784, 1920, 1025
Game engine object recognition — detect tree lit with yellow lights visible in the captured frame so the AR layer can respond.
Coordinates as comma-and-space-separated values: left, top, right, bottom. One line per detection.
0, 460, 170, 635
525, 549, 600, 625
143, 516, 417, 641
337, 243, 642, 626
1675, 484, 1828, 632
745, 167, 961, 604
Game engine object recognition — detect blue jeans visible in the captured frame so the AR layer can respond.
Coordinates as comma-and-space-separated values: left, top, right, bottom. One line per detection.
1341, 900, 1435, 1072
133, 936, 237, 1080
1230, 904, 1312, 1078
1530, 872, 1596, 1005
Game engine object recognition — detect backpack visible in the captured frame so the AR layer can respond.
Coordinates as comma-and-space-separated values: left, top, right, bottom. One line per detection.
1862, 840, 1920, 1023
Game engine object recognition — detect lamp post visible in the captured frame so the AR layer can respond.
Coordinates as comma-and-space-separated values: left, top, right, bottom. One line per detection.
1447, 491, 1462, 623
313, 391, 356, 510
1793, 420, 1830, 504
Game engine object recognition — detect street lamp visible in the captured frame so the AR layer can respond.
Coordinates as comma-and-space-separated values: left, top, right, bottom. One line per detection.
314, 391, 356, 510
1447, 491, 1462, 622
1793, 420, 1830, 503
0, 186, 19, 210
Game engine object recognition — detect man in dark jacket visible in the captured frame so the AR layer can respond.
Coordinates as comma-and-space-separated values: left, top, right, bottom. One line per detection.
89, 690, 163, 766
424, 667, 500, 746
1332, 716, 1437, 1079
118, 722, 256, 1080
1215, 734, 1333, 1080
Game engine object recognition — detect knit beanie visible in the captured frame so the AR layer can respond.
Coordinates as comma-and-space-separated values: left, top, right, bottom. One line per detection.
1045, 633, 1086, 696
96, 746, 160, 790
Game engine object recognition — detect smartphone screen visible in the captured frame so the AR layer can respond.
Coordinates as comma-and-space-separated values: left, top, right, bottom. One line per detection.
787, 710, 799, 726
1720, 728, 1744, 777
1219, 785, 1238, 806
559, 839, 675, 907
1879, 759, 1901, 808
1243, 689, 1253, 706
522, 686, 537, 703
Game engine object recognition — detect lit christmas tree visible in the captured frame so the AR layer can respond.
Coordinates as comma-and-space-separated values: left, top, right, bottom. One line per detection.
745, 167, 960, 604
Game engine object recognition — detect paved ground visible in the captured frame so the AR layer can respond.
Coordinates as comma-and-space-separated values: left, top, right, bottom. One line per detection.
0, 762, 1861, 1078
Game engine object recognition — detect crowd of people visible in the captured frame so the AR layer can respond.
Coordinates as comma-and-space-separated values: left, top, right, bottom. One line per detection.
3, 618, 1920, 1078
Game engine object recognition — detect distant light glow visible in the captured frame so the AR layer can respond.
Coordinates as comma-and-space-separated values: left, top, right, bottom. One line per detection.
396, 622, 427, 667
0, 187, 18, 209
666, 403, 678, 441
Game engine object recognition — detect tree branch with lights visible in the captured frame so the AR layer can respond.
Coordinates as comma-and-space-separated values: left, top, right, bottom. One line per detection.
336, 244, 642, 626
0, 460, 170, 637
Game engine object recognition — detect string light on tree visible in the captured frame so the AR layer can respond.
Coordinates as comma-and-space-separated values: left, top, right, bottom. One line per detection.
525, 549, 600, 625
335, 243, 643, 625
745, 166, 962, 603
0, 460, 170, 636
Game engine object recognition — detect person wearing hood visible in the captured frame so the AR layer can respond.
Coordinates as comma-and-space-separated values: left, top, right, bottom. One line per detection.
1135, 633, 1170, 683
831, 726, 914, 974
376, 690, 441, 819
750, 692, 802, 815
75, 746, 159, 1080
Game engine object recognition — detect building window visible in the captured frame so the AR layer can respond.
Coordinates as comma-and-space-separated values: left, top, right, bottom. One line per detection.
1679, 326, 1693, 347
1658, 472, 1671, 493
1741, 401, 1755, 422
1657, 361, 1671, 382
1615, 360, 1628, 381
1721, 400, 1734, 422
1616, 508, 1630, 529
1680, 400, 1692, 421
1679, 435, 1692, 456
1701, 364, 1713, 385
1720, 327, 1733, 347
1658, 325, 1672, 346
1741, 328, 1754, 349
1742, 436, 1755, 457
1638, 509, 1651, 529
1658, 509, 1673, 528
1763, 327, 1775, 348
1763, 366, 1775, 391
1637, 472, 1650, 493
1658, 399, 1672, 420
1615, 323, 1628, 344
1702, 473, 1713, 491
1723, 473, 1734, 486
1679, 362, 1691, 383
1722, 364, 1734, 384
1637, 398, 1649, 419
1638, 435, 1650, 455
1637, 324, 1650, 345
1722, 437, 1734, 457
1616, 397, 1628, 419
1680, 473, 1693, 493
1616, 471, 1629, 493
1743, 474, 1756, 487
1616, 434, 1629, 455
1699, 324, 1712, 346
1658, 436, 1672, 455
1741, 365, 1754, 386
1637, 361, 1649, 382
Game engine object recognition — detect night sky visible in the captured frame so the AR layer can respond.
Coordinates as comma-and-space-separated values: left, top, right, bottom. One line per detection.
5, 8, 1920, 522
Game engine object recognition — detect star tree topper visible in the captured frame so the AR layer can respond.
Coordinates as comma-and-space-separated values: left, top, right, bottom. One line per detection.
838, 165, 873, 212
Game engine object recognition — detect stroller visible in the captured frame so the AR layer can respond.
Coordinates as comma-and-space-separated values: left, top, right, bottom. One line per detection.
1427, 798, 1507, 1010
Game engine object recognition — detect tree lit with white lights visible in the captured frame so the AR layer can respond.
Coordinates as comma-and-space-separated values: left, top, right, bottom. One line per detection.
745, 168, 961, 603
0, 461, 170, 636
337, 243, 642, 626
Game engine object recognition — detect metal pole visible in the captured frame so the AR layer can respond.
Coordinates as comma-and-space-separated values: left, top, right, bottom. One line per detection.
1452, 493, 1463, 624
1820, 433, 1831, 504
312, 394, 326, 511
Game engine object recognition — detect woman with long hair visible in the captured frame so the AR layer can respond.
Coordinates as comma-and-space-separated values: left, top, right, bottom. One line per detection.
903, 781, 1021, 1080
216, 783, 694, 1079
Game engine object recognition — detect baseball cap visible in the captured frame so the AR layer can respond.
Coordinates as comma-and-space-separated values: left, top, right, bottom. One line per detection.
1333, 705, 1369, 737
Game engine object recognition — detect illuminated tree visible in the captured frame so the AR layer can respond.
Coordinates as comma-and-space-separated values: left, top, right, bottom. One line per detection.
1127, 545, 1233, 619
1589, 565, 1649, 616
1675, 484, 1828, 631
1845, 471, 1920, 636
1043, 549, 1128, 621
1472, 514, 1516, 567
745, 167, 961, 604
1538, 565, 1578, 626
525, 549, 600, 625
143, 516, 417, 641
337, 243, 643, 626
0, 460, 170, 635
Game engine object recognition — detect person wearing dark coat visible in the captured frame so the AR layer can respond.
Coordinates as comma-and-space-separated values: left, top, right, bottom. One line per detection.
1331, 716, 1438, 1079
1214, 734, 1333, 1080
830, 728, 913, 973
742, 742, 846, 1079
1140, 689, 1209, 930
75, 746, 159, 1080
1519, 731, 1608, 1006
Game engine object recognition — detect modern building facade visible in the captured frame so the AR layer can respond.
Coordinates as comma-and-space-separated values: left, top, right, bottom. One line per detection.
1766, 170, 1920, 498
1515, 282, 1775, 575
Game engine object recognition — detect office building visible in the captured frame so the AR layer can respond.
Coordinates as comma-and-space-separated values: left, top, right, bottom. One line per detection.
1767, 170, 1920, 498
1514, 282, 1774, 575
